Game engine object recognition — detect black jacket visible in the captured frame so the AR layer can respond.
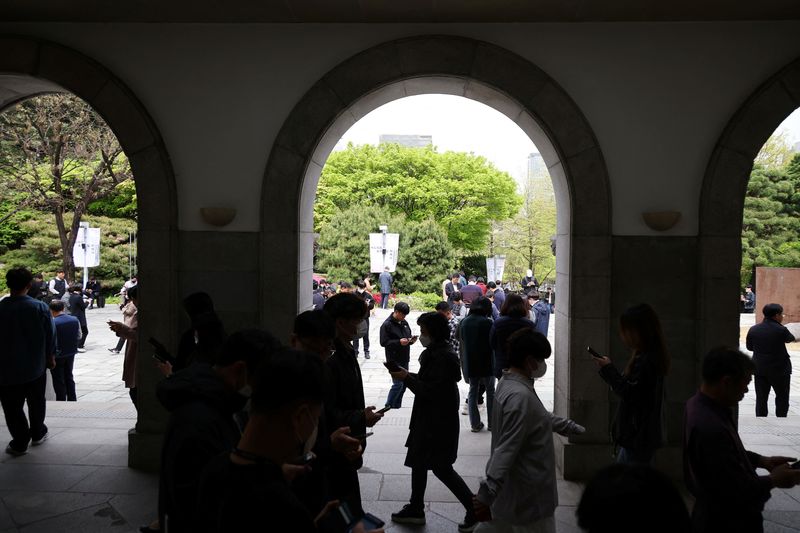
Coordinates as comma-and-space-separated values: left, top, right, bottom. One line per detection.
746, 318, 795, 376
599, 352, 665, 453
68, 293, 87, 325
355, 289, 375, 318
156, 363, 245, 533
380, 315, 412, 364
445, 281, 462, 301
458, 313, 494, 378
403, 341, 462, 469
489, 316, 535, 378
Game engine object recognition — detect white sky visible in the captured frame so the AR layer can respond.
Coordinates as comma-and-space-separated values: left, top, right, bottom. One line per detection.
333, 94, 800, 186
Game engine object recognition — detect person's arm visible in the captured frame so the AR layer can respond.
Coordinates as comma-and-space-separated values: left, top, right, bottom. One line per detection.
324, 357, 367, 436
746, 329, 754, 351
48, 279, 58, 294
44, 311, 56, 368
379, 323, 401, 348
549, 413, 586, 436
476, 394, 528, 506
597, 356, 655, 401
403, 354, 456, 399
783, 326, 796, 343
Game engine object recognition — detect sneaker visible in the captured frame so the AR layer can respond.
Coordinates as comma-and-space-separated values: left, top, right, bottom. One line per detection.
458, 514, 479, 533
108, 348, 120, 354
364, 353, 371, 359
5, 444, 26, 457
471, 422, 485, 433
461, 403, 469, 415
391, 504, 426, 525
31, 431, 49, 446
77, 348, 86, 353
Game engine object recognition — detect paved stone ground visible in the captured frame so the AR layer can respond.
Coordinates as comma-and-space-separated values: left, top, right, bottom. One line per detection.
0, 308, 798, 531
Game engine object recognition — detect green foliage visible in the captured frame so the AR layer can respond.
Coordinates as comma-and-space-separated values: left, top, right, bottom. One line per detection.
316, 205, 454, 295
87, 179, 138, 218
741, 158, 800, 285
0, 210, 136, 293
458, 255, 485, 278
316, 143, 522, 252
393, 292, 442, 312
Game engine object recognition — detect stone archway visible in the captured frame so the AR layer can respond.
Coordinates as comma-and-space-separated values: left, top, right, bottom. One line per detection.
260, 35, 613, 478
698, 57, 800, 356
0, 35, 178, 470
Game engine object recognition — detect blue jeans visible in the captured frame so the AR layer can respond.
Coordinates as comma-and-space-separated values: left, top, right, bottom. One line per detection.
468, 376, 495, 429
381, 293, 390, 309
385, 356, 409, 408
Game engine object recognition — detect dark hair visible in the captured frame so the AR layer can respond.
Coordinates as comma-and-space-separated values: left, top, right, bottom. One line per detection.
619, 304, 669, 376
477, 277, 485, 283
469, 296, 492, 317
126, 285, 139, 300
702, 347, 755, 385
500, 293, 528, 318
528, 291, 540, 300
216, 329, 281, 374
487, 281, 497, 289
339, 281, 352, 290
434, 301, 452, 313
293, 310, 335, 340
49, 300, 65, 312
250, 349, 325, 414
56, 269, 64, 274
312, 280, 319, 291
324, 292, 366, 320
393, 301, 410, 314
182, 292, 215, 318
745, 284, 753, 289
417, 311, 450, 343
451, 273, 460, 280
34, 274, 44, 280
356, 280, 366, 289
507, 328, 551, 367
6, 267, 33, 291
577, 464, 690, 533
451, 291, 463, 302
763, 303, 783, 319
69, 284, 83, 293
468, 275, 477, 282
486, 289, 495, 299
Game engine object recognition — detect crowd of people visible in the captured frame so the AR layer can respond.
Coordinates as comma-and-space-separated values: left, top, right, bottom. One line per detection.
1, 264, 799, 532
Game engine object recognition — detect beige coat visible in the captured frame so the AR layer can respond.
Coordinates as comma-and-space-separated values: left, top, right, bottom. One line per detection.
117, 301, 138, 388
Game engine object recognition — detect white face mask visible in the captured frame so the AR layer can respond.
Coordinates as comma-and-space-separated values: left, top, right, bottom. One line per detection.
530, 360, 547, 379
419, 335, 432, 347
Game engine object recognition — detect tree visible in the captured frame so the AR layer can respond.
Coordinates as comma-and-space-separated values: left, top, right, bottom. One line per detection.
316, 143, 522, 252
741, 160, 800, 284
754, 131, 794, 171
493, 175, 557, 284
0, 94, 132, 280
315, 205, 454, 294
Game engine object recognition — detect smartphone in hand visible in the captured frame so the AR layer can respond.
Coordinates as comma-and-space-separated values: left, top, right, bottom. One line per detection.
586, 346, 604, 359
376, 406, 392, 415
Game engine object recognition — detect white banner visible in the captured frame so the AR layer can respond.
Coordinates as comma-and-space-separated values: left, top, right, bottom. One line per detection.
486, 255, 506, 282
73, 227, 101, 267
370, 233, 400, 273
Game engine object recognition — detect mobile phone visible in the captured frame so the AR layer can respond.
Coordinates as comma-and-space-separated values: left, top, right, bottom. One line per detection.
148, 337, 173, 364
383, 361, 401, 372
318, 502, 356, 532
351, 432, 374, 440
376, 406, 392, 415
152, 353, 168, 364
410, 335, 418, 342
586, 346, 604, 359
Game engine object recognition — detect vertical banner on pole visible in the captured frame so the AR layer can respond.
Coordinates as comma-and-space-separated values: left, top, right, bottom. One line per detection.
485, 255, 506, 282
370, 233, 400, 273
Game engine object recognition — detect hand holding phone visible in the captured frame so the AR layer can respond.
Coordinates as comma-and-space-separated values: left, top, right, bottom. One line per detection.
410, 335, 418, 344
376, 406, 392, 415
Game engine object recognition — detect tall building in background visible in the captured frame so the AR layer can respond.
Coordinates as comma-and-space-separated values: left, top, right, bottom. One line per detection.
527, 152, 555, 201
379, 134, 433, 148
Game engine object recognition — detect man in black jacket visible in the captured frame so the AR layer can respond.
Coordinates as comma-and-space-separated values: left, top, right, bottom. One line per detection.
746, 303, 796, 417
380, 301, 417, 408
352, 281, 375, 359
157, 329, 279, 533
323, 293, 384, 517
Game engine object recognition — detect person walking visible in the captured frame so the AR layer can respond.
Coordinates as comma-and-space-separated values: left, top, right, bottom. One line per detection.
458, 297, 495, 433
473, 328, 585, 533
379, 266, 393, 309
49, 300, 81, 401
67, 284, 89, 351
593, 303, 668, 464
388, 312, 478, 532
529, 292, 550, 337
746, 303, 796, 417
380, 302, 416, 409
353, 281, 374, 359
0, 268, 56, 456
741, 284, 756, 313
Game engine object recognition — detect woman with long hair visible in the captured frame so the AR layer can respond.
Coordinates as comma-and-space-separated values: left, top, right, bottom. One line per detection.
489, 293, 535, 378
593, 303, 669, 465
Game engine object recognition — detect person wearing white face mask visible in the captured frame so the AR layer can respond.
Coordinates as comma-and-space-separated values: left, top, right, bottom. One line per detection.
155, 329, 281, 533
473, 328, 585, 533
